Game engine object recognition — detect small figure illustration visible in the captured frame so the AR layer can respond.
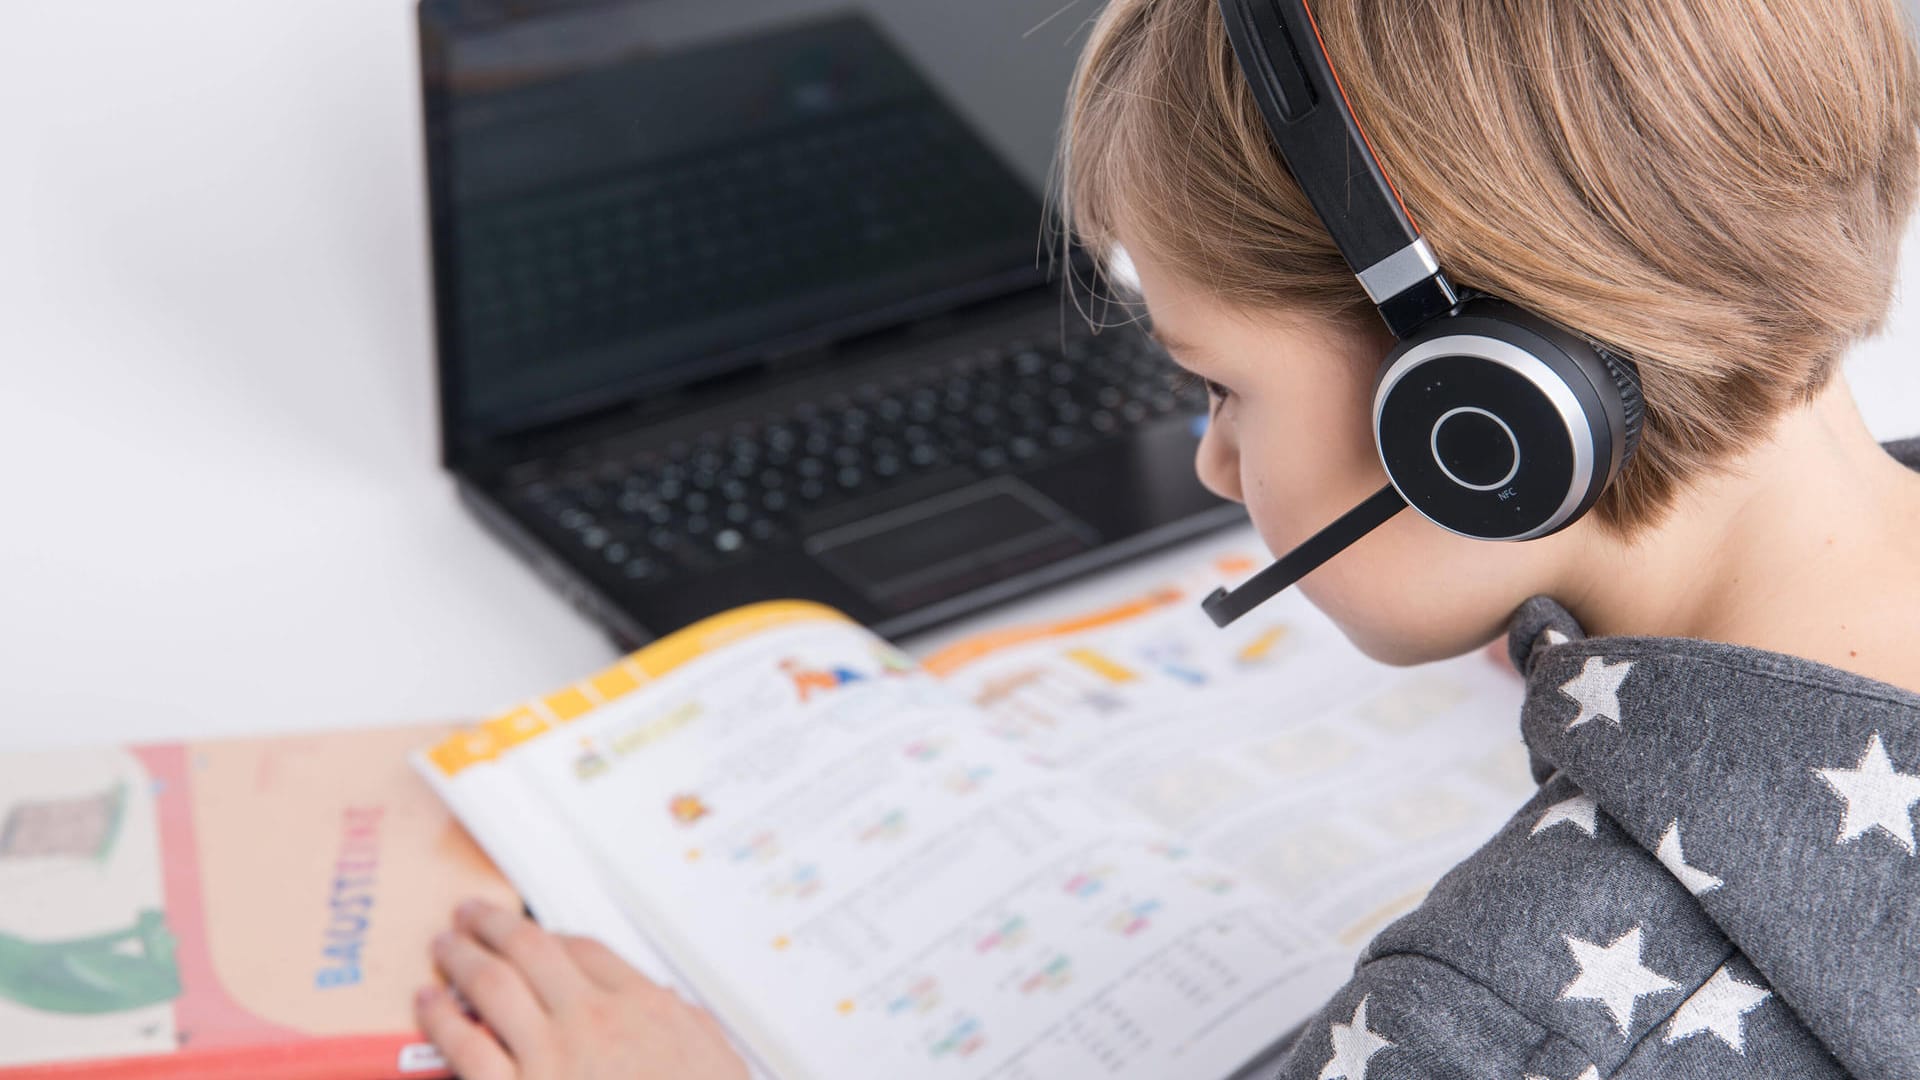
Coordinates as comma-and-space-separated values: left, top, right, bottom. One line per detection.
668, 794, 710, 825
571, 738, 609, 781
778, 658, 864, 703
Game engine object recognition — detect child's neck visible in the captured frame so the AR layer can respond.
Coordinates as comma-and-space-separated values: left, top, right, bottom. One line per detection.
1565, 378, 1920, 695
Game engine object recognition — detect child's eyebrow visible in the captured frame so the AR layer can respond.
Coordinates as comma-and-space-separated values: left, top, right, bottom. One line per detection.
1145, 325, 1205, 359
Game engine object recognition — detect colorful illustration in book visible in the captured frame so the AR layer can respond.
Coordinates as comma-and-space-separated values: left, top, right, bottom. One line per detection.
1062, 866, 1110, 900
0, 782, 128, 860
1108, 899, 1162, 937
780, 658, 866, 703
728, 831, 778, 864
927, 1015, 984, 1060
669, 794, 711, 825
0, 911, 180, 1014
855, 808, 907, 845
973, 914, 1028, 954
767, 863, 822, 901
885, 975, 941, 1016
1017, 954, 1072, 995
940, 765, 993, 796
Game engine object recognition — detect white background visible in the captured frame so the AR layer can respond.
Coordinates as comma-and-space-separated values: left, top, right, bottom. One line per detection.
2, 1, 1917, 750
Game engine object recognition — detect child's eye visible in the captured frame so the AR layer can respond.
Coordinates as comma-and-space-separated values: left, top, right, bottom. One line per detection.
1166, 369, 1232, 404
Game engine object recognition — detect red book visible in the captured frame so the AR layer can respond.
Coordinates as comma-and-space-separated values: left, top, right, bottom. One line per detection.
0, 723, 516, 1079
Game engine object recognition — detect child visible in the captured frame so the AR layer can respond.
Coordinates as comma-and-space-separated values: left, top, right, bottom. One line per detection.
413, 1, 1920, 1076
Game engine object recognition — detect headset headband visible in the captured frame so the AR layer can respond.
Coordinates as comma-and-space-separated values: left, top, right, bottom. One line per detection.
1217, 0, 1458, 336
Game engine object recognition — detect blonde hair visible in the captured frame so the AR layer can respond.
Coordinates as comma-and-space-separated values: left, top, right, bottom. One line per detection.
1057, 0, 1920, 534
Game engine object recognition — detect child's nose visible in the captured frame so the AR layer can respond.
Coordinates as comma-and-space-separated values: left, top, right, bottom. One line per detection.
1194, 425, 1244, 504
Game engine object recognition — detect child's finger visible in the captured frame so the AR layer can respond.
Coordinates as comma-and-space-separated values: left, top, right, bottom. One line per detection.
457, 899, 591, 1011
433, 930, 551, 1059
415, 984, 516, 1080
557, 933, 651, 993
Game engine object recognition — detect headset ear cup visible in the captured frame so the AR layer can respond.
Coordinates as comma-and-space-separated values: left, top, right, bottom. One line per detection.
1595, 345, 1644, 467
1375, 297, 1649, 541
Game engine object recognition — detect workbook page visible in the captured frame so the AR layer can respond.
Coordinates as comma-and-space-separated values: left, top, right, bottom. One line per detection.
924, 553, 1534, 950
424, 603, 1349, 1080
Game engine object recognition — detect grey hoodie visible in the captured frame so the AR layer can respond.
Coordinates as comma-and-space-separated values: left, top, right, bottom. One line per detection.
1265, 439, 1920, 1080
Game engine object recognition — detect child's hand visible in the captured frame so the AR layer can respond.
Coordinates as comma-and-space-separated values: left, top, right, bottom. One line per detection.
416, 899, 749, 1080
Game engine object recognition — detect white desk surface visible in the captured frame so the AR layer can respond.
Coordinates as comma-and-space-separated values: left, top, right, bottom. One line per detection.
4, 3, 1918, 751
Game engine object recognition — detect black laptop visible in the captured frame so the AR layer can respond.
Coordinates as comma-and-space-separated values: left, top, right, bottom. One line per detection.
417, 0, 1240, 648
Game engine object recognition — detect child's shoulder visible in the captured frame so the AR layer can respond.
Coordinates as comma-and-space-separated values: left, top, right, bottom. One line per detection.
1341, 761, 1865, 1078
1408, 612, 1920, 1077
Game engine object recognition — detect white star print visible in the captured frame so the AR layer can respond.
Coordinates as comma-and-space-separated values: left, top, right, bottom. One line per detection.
1318, 995, 1393, 1080
1558, 656, 1632, 731
1523, 1070, 1598, 1080
1813, 732, 1920, 854
1532, 793, 1599, 838
1543, 628, 1571, 646
1664, 964, 1771, 1053
1655, 820, 1723, 895
1558, 926, 1680, 1036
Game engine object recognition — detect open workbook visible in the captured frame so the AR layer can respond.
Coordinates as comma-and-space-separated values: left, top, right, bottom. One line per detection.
417, 547, 1536, 1080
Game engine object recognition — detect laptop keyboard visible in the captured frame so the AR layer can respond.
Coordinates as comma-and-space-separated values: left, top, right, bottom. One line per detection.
506, 330, 1205, 586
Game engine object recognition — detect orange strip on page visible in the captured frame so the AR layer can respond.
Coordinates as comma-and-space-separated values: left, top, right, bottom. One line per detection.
920, 588, 1183, 676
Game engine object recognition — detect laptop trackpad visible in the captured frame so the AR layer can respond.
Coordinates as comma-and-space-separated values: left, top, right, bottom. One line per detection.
805, 478, 1097, 613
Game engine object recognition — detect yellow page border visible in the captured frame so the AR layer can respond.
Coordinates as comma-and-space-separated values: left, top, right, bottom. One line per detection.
426, 600, 851, 777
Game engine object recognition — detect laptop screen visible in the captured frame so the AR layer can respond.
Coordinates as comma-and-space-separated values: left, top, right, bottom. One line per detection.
423, 0, 1091, 449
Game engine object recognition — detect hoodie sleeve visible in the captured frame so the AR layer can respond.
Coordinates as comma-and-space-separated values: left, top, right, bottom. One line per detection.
1266, 949, 1845, 1080
1265, 953, 1569, 1080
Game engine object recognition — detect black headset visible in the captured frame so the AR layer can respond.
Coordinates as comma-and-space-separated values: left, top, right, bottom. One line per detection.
1199, 0, 1645, 628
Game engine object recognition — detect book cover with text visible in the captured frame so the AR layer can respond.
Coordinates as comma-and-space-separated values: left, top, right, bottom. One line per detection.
0, 723, 516, 1079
